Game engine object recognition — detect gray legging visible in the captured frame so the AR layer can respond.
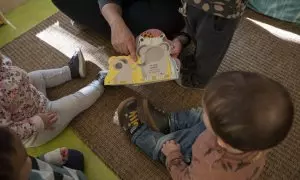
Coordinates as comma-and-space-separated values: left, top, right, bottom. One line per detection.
51, 0, 185, 39
24, 67, 104, 147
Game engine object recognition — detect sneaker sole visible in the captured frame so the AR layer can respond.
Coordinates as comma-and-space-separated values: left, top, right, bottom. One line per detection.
142, 99, 161, 132
117, 97, 137, 129
76, 49, 86, 78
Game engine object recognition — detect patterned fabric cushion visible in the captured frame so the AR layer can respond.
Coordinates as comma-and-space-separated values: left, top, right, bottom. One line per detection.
248, 0, 300, 24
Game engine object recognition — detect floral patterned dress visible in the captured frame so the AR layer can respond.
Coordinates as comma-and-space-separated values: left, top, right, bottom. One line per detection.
0, 56, 48, 140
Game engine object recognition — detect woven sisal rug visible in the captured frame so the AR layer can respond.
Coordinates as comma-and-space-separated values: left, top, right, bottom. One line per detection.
1, 10, 300, 180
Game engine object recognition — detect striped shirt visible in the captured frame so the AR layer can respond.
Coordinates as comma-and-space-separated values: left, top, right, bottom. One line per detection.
30, 157, 86, 180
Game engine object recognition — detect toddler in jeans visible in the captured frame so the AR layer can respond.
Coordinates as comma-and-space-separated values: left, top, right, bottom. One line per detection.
115, 71, 294, 180
0, 50, 106, 147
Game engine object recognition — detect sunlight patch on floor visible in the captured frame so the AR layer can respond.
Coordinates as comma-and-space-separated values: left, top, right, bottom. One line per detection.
36, 21, 109, 70
247, 18, 300, 44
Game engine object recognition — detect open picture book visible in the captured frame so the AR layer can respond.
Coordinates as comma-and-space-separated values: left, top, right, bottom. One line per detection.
104, 29, 180, 85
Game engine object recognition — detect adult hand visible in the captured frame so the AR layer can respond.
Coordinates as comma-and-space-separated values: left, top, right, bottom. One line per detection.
38, 112, 58, 130
161, 140, 181, 157
170, 38, 183, 58
110, 20, 137, 61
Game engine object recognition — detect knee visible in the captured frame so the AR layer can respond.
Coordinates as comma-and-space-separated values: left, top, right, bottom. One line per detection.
28, 71, 42, 82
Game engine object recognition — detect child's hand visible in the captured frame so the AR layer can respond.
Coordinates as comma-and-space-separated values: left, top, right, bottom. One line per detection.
38, 112, 58, 130
161, 140, 181, 157
171, 38, 182, 58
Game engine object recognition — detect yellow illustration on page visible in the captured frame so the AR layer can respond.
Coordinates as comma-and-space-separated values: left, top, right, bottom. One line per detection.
104, 29, 180, 86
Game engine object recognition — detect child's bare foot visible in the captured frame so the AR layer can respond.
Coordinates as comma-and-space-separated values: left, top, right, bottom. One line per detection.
68, 48, 86, 78
41, 147, 69, 166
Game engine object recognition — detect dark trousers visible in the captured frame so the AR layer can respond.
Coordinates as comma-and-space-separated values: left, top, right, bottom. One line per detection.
51, 0, 185, 39
182, 5, 239, 86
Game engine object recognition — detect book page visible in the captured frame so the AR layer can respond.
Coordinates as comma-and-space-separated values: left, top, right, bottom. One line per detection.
105, 29, 180, 85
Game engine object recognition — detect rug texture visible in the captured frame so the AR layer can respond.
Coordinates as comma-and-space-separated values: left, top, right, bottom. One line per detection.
1, 10, 300, 180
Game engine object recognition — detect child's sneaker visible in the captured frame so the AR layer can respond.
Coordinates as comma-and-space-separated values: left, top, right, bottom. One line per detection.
97, 70, 108, 85
142, 99, 170, 134
68, 48, 86, 78
117, 97, 142, 135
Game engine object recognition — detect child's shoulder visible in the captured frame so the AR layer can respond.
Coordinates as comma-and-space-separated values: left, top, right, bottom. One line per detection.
1, 65, 27, 77
0, 65, 29, 90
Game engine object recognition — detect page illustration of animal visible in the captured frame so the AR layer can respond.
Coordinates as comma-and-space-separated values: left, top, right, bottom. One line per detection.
105, 29, 180, 85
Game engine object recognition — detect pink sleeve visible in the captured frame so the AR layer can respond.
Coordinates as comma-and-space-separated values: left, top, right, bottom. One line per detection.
166, 150, 192, 180
8, 115, 44, 139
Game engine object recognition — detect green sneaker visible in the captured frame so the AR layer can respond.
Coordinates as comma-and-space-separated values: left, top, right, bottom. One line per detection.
142, 99, 170, 134
117, 97, 142, 135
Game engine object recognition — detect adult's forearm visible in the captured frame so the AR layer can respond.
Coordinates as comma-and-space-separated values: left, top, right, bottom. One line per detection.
100, 2, 124, 27
98, 0, 122, 10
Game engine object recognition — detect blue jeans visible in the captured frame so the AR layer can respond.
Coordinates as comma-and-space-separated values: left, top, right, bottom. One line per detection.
131, 107, 206, 164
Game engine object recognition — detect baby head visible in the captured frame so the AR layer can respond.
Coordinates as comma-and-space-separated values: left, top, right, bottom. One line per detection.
0, 127, 31, 180
202, 71, 293, 152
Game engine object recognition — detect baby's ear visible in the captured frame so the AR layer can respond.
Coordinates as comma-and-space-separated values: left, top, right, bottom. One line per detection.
159, 42, 170, 52
216, 137, 228, 148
